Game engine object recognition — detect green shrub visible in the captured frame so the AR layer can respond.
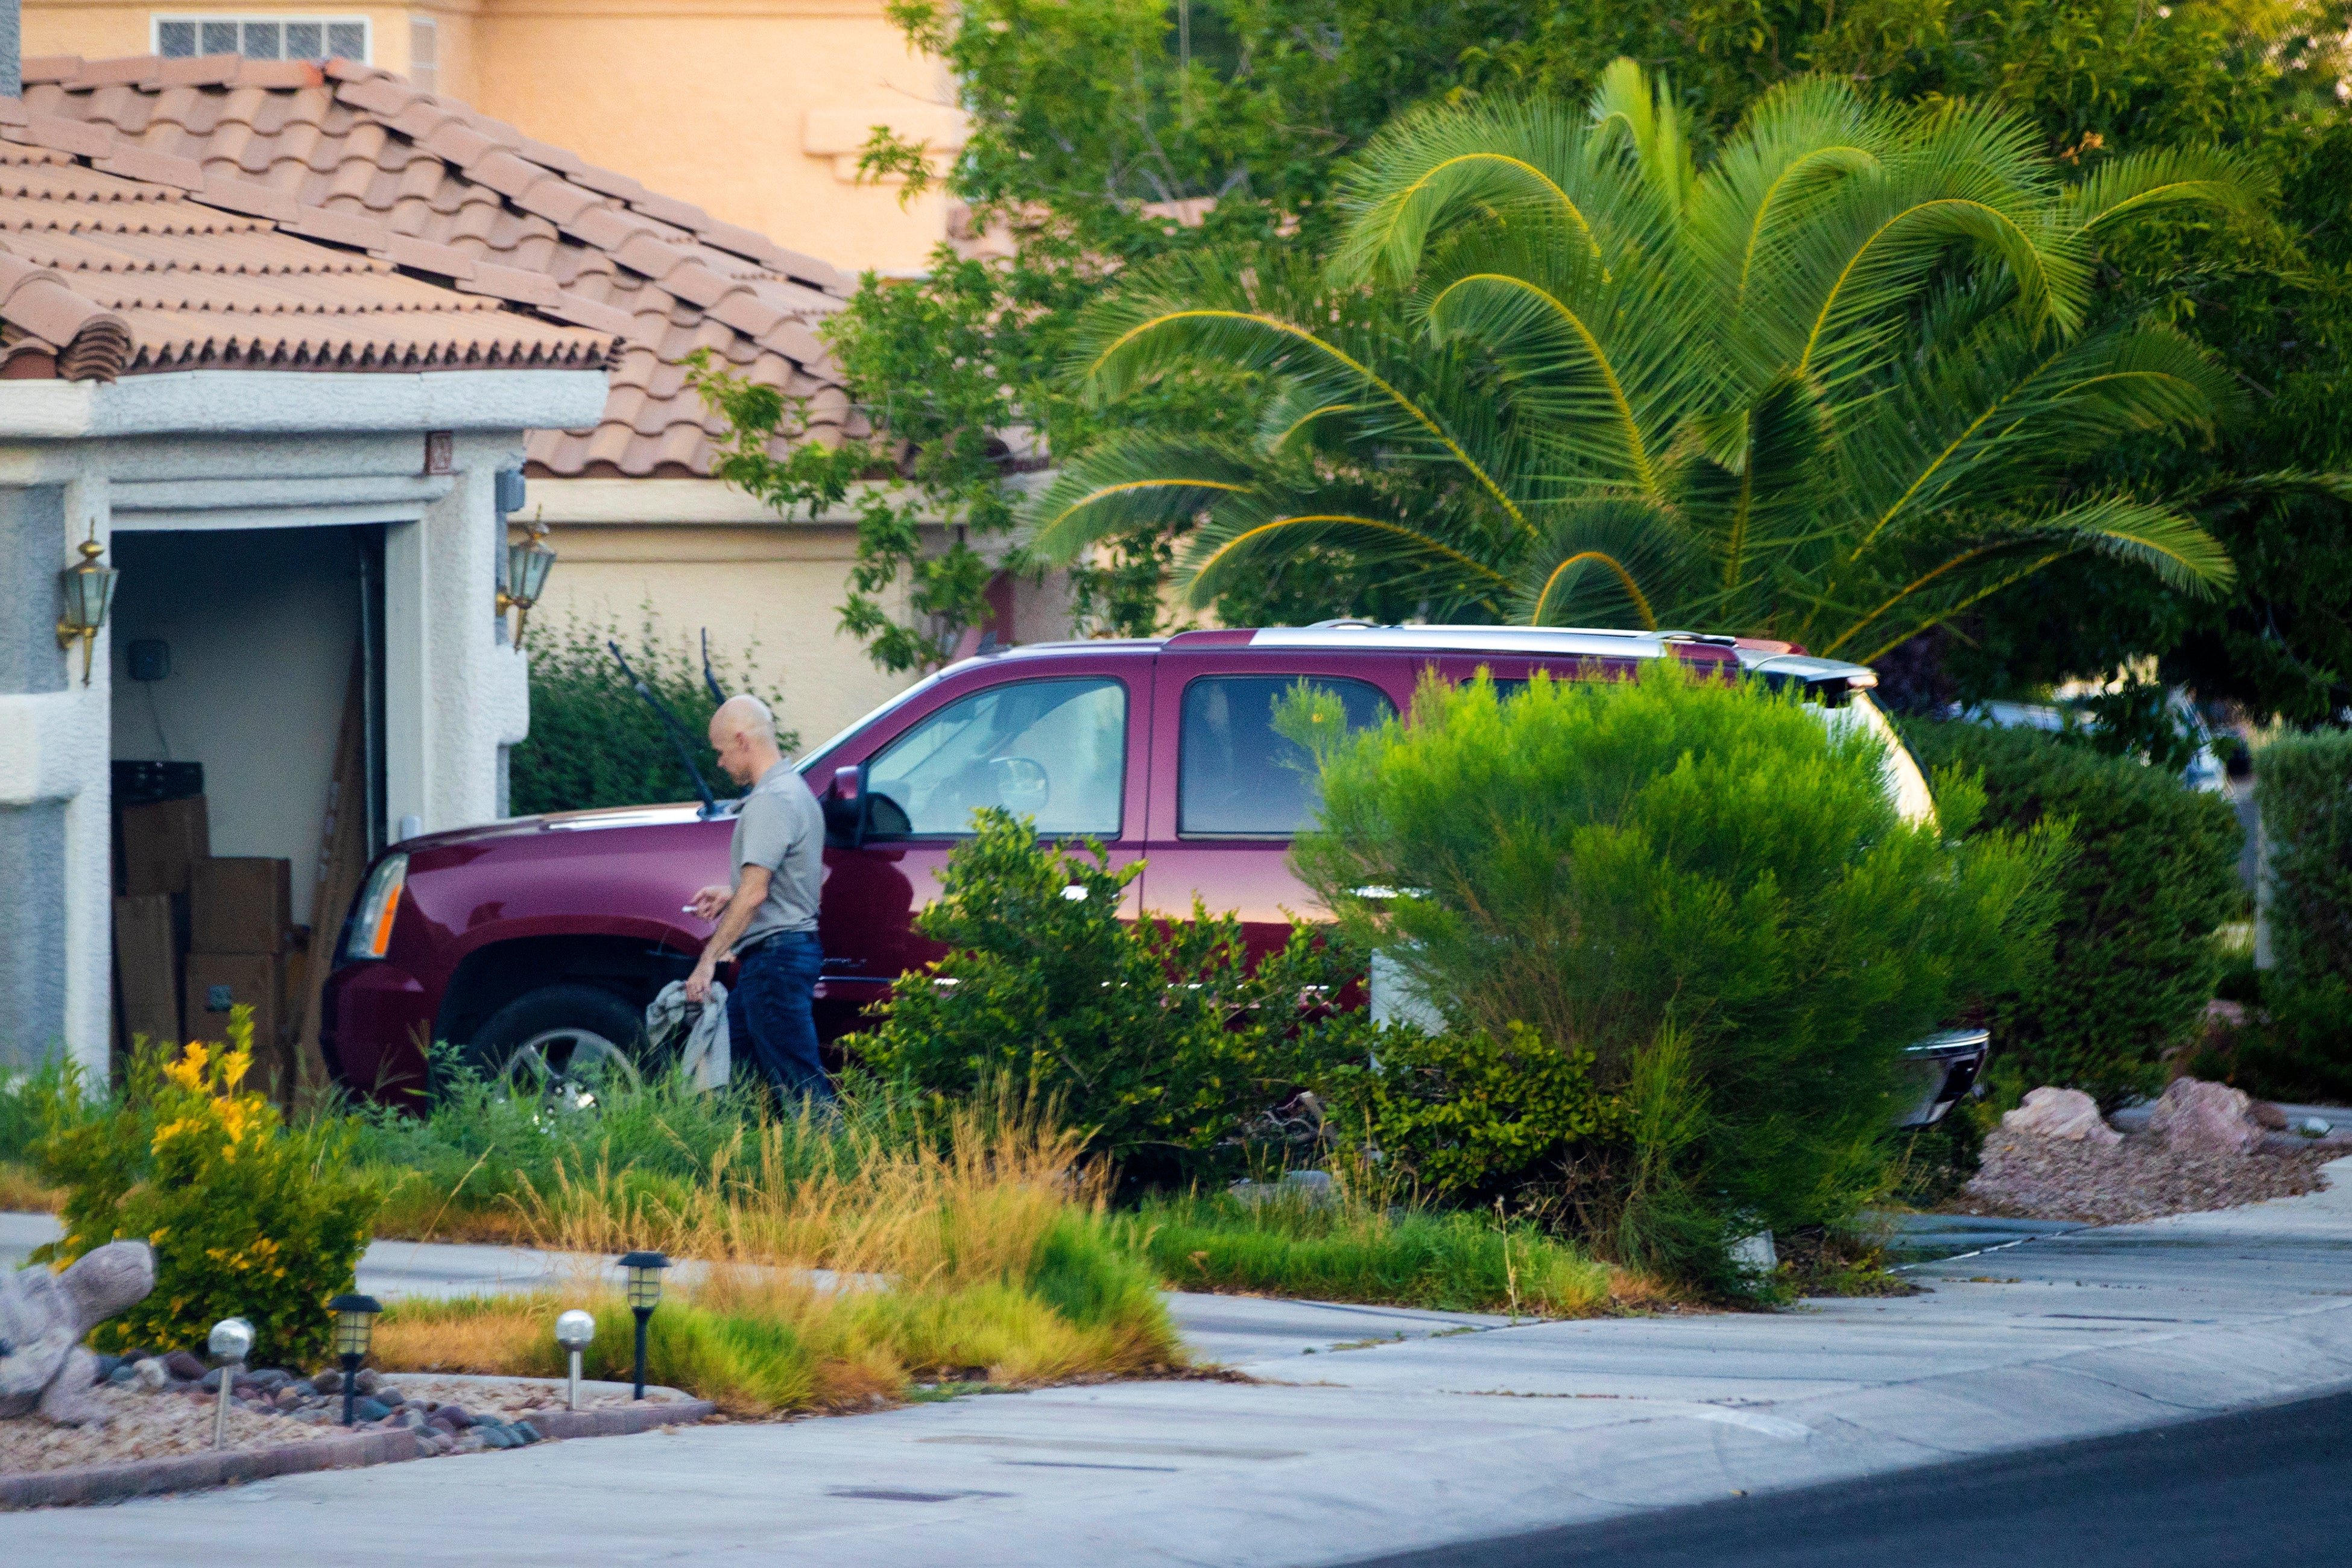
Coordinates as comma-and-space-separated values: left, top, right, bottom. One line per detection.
1902, 719, 2244, 1105
1320, 1021, 1626, 1204
511, 612, 797, 816
1287, 665, 2058, 1289
849, 809, 1369, 1180
31, 1010, 382, 1368
2246, 730, 2352, 1099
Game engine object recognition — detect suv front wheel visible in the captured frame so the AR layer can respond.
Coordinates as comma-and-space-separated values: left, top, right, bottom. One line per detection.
464, 983, 646, 1109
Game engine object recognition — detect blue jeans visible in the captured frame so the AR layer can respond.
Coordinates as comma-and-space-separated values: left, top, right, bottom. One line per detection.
727, 931, 833, 1106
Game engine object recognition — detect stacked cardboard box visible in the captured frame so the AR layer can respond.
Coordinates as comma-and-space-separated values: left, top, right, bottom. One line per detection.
183, 858, 294, 1060
112, 794, 210, 1056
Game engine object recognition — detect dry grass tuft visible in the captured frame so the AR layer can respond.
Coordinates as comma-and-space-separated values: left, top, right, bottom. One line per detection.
0, 1161, 63, 1212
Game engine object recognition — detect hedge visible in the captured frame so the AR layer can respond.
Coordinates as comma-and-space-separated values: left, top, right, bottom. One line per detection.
2249, 730, 2352, 1099
1903, 719, 2243, 1105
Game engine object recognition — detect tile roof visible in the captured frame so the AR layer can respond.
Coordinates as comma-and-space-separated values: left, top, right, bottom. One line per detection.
20, 54, 864, 477
0, 137, 612, 381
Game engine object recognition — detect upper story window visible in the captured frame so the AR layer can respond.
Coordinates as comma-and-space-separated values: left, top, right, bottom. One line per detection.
1179, 675, 1393, 838
153, 16, 371, 62
407, 16, 437, 93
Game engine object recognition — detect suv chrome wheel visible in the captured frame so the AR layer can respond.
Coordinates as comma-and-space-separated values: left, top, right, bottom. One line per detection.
495, 1026, 643, 1110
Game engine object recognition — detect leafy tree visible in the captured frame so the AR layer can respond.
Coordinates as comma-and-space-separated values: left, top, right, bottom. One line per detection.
698, 0, 2352, 712
1031, 63, 2250, 660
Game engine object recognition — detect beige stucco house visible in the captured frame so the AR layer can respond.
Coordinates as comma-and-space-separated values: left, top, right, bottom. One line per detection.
18, 51, 1056, 760
25, 0, 967, 273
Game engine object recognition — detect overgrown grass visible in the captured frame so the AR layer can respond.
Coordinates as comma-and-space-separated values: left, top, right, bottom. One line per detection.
370, 1094, 1181, 1414
1113, 1189, 1628, 1316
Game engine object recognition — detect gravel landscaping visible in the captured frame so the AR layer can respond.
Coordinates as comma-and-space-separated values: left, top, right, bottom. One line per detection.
0, 1358, 697, 1479
1962, 1133, 2341, 1225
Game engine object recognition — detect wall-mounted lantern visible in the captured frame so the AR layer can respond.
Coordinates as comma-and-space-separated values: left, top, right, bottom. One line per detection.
498, 514, 557, 648
55, 526, 118, 686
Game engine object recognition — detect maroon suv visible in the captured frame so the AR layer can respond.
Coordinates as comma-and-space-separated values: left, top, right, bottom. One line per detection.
322, 623, 1982, 1122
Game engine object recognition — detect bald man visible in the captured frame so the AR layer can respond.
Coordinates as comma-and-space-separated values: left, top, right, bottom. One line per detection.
686, 695, 833, 1105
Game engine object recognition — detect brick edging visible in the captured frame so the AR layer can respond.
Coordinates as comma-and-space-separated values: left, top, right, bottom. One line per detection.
0, 1400, 716, 1510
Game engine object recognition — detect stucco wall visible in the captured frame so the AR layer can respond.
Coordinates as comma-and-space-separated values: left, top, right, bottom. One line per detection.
530, 516, 922, 759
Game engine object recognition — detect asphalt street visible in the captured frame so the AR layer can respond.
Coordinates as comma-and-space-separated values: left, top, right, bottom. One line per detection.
1350, 1388, 2352, 1568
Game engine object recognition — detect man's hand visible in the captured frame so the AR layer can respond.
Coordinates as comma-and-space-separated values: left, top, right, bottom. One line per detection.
688, 884, 730, 920
687, 866, 771, 1007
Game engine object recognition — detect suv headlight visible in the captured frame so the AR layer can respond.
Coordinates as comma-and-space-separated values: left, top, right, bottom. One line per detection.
344, 853, 408, 962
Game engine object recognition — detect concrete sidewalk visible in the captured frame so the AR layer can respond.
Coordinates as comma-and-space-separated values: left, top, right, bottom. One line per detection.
7, 1156, 2348, 1565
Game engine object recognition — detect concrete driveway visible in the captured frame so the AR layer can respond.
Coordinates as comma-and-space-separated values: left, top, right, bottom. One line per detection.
5, 1159, 2348, 1565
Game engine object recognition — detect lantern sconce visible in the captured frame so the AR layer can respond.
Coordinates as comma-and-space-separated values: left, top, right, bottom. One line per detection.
498, 510, 557, 649
55, 525, 118, 686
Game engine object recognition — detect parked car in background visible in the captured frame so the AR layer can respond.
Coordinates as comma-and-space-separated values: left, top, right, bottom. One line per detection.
322, 623, 1984, 1122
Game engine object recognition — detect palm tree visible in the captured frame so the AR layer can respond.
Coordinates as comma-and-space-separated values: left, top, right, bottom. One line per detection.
1025, 62, 2262, 660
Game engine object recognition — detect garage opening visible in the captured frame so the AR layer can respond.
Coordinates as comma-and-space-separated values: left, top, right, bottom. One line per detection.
107, 525, 387, 1093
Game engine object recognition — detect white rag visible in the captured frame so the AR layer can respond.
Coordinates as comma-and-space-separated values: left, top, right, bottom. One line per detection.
645, 979, 730, 1090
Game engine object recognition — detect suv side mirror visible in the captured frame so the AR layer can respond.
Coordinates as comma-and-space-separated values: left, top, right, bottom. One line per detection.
822, 765, 870, 849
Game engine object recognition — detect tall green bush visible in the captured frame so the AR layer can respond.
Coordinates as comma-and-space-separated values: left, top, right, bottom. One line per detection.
31, 1011, 382, 1368
849, 810, 1369, 1181
511, 613, 796, 816
1902, 719, 2244, 1105
2250, 730, 2352, 1098
1287, 665, 2058, 1288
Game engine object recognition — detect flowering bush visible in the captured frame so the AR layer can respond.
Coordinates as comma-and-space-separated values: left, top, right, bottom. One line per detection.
32, 1008, 382, 1368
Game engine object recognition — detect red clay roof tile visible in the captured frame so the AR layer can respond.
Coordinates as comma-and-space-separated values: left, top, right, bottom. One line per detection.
24, 55, 848, 475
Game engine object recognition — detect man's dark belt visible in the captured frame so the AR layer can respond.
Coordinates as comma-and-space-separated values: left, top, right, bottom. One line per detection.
736, 929, 814, 958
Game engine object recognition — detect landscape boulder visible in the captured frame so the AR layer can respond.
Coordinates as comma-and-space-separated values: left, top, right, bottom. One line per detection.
2148, 1078, 2265, 1155
2000, 1087, 2122, 1146
0, 1241, 157, 1425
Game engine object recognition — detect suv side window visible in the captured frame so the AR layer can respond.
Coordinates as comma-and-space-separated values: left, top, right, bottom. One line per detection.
1179, 675, 1393, 838
868, 677, 1127, 837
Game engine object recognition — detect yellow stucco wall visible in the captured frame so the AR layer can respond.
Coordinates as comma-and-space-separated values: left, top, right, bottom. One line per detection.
28, 0, 958, 275
523, 515, 924, 760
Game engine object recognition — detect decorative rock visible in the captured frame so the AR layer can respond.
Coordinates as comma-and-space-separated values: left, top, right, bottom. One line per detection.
130, 1358, 169, 1393
2001, 1087, 2122, 1146
514, 1421, 543, 1444
90, 1353, 124, 1384
0, 1240, 159, 1426
2148, 1078, 2264, 1155
106, 1362, 139, 1386
162, 1349, 207, 1382
2249, 1100, 2290, 1131
434, 1405, 475, 1430
352, 1368, 382, 1395
349, 1396, 392, 1422
312, 1368, 343, 1394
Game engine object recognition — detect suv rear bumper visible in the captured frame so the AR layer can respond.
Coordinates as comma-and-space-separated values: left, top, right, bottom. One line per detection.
1900, 1028, 1991, 1128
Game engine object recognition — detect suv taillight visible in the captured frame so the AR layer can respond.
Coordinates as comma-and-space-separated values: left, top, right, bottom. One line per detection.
344, 853, 408, 962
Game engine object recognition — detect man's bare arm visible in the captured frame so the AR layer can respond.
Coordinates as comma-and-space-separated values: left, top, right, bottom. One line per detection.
686, 865, 770, 1001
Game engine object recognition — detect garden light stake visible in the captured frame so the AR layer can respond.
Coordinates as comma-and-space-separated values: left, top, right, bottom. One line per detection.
554, 1309, 596, 1412
328, 1294, 381, 1427
207, 1317, 253, 1452
618, 1253, 669, 1400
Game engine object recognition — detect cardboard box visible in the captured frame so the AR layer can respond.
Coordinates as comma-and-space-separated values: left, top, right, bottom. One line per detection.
191, 857, 292, 955
183, 952, 283, 1052
120, 797, 209, 897
112, 894, 182, 1049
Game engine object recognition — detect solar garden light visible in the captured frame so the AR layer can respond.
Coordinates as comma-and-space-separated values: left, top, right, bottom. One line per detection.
328, 1293, 382, 1427
554, 1309, 596, 1411
618, 1252, 669, 1401
207, 1317, 254, 1452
